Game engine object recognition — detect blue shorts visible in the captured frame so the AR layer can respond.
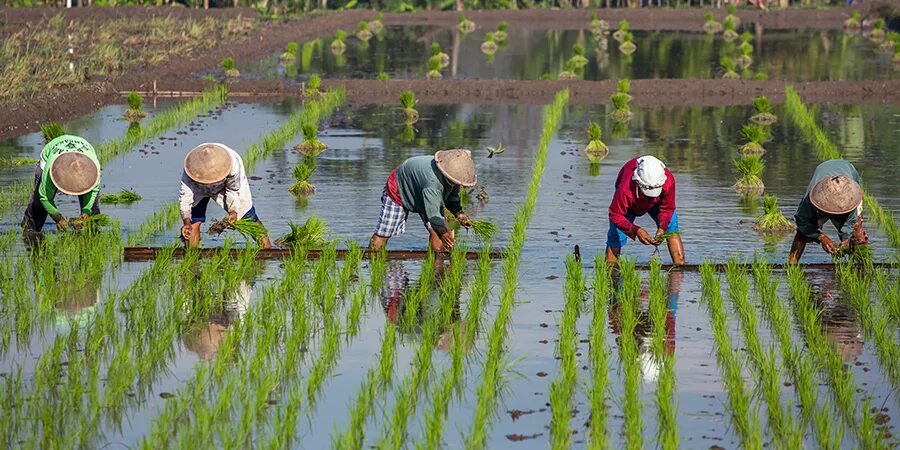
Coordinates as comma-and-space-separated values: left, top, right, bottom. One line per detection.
190, 197, 260, 224
607, 205, 679, 249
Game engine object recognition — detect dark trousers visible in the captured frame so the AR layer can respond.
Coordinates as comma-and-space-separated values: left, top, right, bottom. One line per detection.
22, 166, 100, 231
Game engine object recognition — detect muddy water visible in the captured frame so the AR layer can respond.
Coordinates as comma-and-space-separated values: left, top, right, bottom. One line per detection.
238, 26, 897, 82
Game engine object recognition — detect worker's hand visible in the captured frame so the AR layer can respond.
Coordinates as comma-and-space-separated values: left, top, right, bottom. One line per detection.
636, 227, 654, 246
851, 215, 868, 245
440, 231, 455, 250
56, 218, 69, 231
653, 228, 666, 244
819, 235, 838, 254
181, 224, 192, 240
227, 211, 238, 223
456, 212, 471, 228
840, 239, 850, 251
80, 213, 89, 221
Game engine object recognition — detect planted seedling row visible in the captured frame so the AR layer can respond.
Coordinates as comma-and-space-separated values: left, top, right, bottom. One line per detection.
549, 254, 585, 449
587, 254, 612, 450
615, 259, 645, 450
648, 258, 678, 450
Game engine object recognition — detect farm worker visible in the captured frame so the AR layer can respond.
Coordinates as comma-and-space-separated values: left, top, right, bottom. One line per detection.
605, 156, 685, 265
179, 143, 272, 249
788, 159, 867, 264
370, 149, 476, 252
22, 135, 102, 232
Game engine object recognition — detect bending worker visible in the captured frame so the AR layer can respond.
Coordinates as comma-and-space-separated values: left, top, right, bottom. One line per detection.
22, 135, 102, 232
371, 149, 475, 252
606, 155, 685, 265
179, 143, 271, 249
788, 159, 868, 264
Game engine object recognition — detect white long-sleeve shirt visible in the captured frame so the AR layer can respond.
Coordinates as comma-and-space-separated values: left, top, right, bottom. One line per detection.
179, 144, 254, 220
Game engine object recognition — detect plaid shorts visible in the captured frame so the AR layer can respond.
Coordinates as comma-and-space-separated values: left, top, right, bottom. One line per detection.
374, 191, 430, 237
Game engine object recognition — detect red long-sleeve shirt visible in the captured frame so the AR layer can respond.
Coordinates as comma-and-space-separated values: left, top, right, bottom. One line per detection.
608, 158, 676, 239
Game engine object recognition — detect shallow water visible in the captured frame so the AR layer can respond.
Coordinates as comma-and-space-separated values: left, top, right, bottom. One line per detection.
237, 26, 898, 82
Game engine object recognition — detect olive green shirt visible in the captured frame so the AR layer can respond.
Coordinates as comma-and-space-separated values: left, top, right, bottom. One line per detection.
396, 155, 462, 235
39, 135, 101, 217
794, 159, 860, 242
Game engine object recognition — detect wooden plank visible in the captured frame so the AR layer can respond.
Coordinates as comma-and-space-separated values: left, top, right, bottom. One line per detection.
123, 247, 504, 262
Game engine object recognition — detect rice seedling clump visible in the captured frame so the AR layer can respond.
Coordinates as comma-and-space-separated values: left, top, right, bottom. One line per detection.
611, 92, 633, 122
568, 44, 588, 69
458, 13, 476, 33
369, 12, 384, 33
288, 155, 317, 196
751, 96, 778, 125
221, 57, 240, 77
721, 57, 739, 79
618, 32, 637, 55
208, 217, 267, 245
703, 12, 723, 33
494, 21, 509, 42
431, 43, 450, 68
400, 90, 419, 124
739, 123, 771, 154
123, 92, 146, 122
613, 19, 629, 42
40, 123, 67, 143
100, 189, 142, 205
356, 21, 372, 41
293, 124, 327, 156
0, 156, 38, 167
276, 215, 331, 248
481, 33, 498, 55
754, 195, 796, 232
734, 154, 765, 194
331, 30, 348, 54
584, 121, 608, 162
468, 220, 498, 241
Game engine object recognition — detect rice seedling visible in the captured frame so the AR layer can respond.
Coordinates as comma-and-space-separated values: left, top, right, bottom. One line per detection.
356, 21, 372, 41
648, 258, 678, 450
723, 17, 739, 42
869, 18, 886, 42
331, 29, 347, 55
618, 32, 637, 55
610, 91, 633, 122
457, 13, 476, 33
726, 4, 741, 27
584, 121, 609, 163
40, 122, 67, 143
721, 56, 740, 80
288, 155, 317, 196
399, 90, 419, 124
431, 42, 450, 68
293, 123, 327, 156
99, 189, 142, 205
207, 217, 267, 246
617, 78, 631, 95
425, 56, 443, 80
0, 156, 38, 167
377, 71, 391, 81
753, 195, 795, 233
481, 32, 498, 56
549, 254, 584, 449
369, 12, 384, 34
468, 219, 498, 241
568, 43, 589, 69
280, 41, 299, 64
587, 254, 611, 450
591, 12, 610, 34
557, 59, 580, 80
612, 19, 629, 42
844, 10, 861, 30
751, 96, 777, 125
733, 155, 765, 194
494, 20, 509, 42
221, 57, 239, 77
275, 215, 332, 249
737, 38, 754, 68
703, 12, 723, 33
739, 123, 770, 154
614, 258, 643, 450
699, 261, 763, 449
122, 91, 146, 122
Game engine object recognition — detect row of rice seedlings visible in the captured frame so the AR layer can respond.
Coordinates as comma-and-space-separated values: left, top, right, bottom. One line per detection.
0, 155, 38, 167
587, 254, 611, 449
615, 259, 644, 450
873, 270, 900, 329
647, 258, 678, 450
723, 259, 803, 447
465, 89, 569, 448
698, 262, 763, 448
784, 86, 900, 248
549, 254, 585, 448
785, 265, 889, 449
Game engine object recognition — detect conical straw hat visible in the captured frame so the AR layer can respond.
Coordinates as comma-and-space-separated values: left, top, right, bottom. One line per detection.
810, 175, 862, 215
49, 152, 100, 196
184, 144, 232, 184
434, 149, 477, 187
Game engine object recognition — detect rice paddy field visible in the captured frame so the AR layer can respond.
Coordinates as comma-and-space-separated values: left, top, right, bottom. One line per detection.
1, 7, 900, 450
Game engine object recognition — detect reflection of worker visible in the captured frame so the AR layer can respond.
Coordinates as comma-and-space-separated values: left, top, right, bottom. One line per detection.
808, 272, 863, 362
789, 160, 868, 263
381, 261, 411, 325
183, 281, 251, 361
179, 143, 272, 249
22, 135, 102, 232
380, 260, 462, 345
606, 156, 685, 265
54, 279, 101, 331
370, 150, 476, 253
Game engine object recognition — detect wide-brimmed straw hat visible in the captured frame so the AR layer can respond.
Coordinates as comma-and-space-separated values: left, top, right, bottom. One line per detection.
184, 143, 232, 184
434, 149, 477, 187
50, 152, 100, 196
810, 175, 862, 215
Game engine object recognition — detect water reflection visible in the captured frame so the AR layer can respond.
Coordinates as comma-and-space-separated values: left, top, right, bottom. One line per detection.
182, 281, 252, 361
807, 271, 863, 362
53, 276, 100, 331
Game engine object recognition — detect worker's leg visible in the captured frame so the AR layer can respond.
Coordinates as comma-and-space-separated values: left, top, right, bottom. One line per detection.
184, 197, 210, 249
605, 217, 630, 264
371, 191, 408, 252
22, 166, 48, 232
787, 231, 807, 264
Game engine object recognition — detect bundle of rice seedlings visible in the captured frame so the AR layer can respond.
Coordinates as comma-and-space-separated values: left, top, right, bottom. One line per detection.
377, 72, 391, 81
844, 10, 861, 30
221, 57, 240, 77
100, 189, 142, 205
739, 123, 770, 154
750, 96, 777, 125
293, 124, 327, 156
431, 42, 450, 67
618, 32, 636, 55
305, 74, 323, 98
617, 78, 631, 96
426, 57, 443, 80
357, 21, 373, 41
725, 4, 740, 27
568, 44, 589, 69
369, 12, 384, 34
755, 71, 769, 81
612, 19, 629, 42
753, 195, 795, 232
0, 156, 38, 167
723, 17, 739, 41
469, 220, 497, 241
878, 32, 897, 53
610, 92, 633, 122
495, 21, 509, 42
737, 39, 754, 68
40, 123, 67, 143
123, 92, 146, 122
720, 57, 739, 80
870, 18, 886, 41
457, 13, 476, 33
400, 90, 419, 124
703, 12, 723, 33
280, 42, 299, 63
70, 213, 113, 233
733, 155, 765, 194
557, 59, 580, 80
331, 30, 348, 54
208, 217, 267, 245
288, 155, 317, 196
584, 122, 608, 162
481, 32, 498, 55
276, 215, 331, 248
591, 12, 610, 33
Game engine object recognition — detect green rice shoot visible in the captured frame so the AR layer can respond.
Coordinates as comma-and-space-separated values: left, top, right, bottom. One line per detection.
40, 123, 67, 143
100, 189, 142, 205
288, 156, 317, 196
0, 156, 38, 167
469, 220, 497, 241
209, 217, 267, 245
276, 215, 332, 248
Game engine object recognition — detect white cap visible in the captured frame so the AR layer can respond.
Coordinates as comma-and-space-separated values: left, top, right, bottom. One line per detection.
632, 155, 667, 197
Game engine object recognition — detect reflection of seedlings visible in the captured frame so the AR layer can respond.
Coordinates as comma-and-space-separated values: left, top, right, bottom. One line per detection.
617, 78, 631, 97
557, 59, 580, 80
737, 33, 754, 68
480, 32, 498, 55
399, 90, 419, 124
733, 155, 765, 194
750, 96, 777, 125
288, 155, 317, 196
588, 256, 610, 449
739, 123, 770, 154
293, 124, 327, 156
725, 4, 740, 27
330, 30, 347, 54
568, 43, 588, 69
356, 21, 372, 41
425, 57, 443, 80
649, 259, 678, 450
40, 122, 67, 143
618, 32, 636, 55
100, 189, 142, 205
611, 119, 628, 139
221, 57, 239, 77
844, 10, 861, 30
431, 42, 450, 68
755, 71, 769, 81
280, 42, 298, 63
723, 17, 739, 41
721, 57, 739, 79
584, 122, 608, 162
495, 21, 509, 42
610, 92, 633, 122
123, 91, 146, 122
457, 13, 475, 33
869, 19, 885, 42
369, 12, 384, 34
549, 255, 583, 449
754, 195, 795, 232
612, 19, 629, 42
703, 12, 722, 33
399, 123, 416, 143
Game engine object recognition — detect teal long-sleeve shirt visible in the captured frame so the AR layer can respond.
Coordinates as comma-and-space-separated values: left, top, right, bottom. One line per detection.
38, 135, 101, 217
396, 155, 462, 235
794, 159, 860, 242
